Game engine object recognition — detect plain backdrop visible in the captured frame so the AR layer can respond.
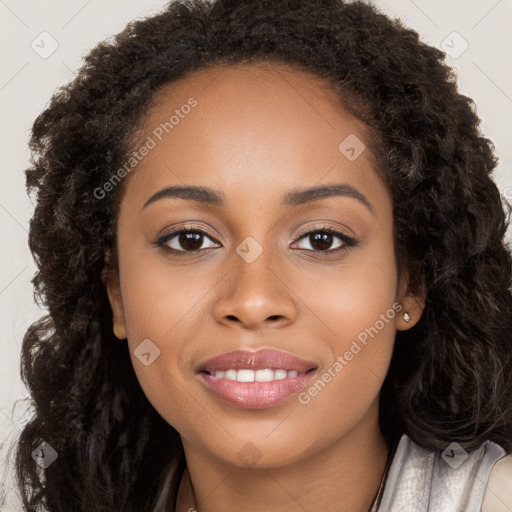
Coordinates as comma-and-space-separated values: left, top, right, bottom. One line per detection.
1, 0, 511, 509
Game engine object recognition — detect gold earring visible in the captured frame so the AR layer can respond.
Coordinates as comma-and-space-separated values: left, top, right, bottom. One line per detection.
403, 312, 411, 322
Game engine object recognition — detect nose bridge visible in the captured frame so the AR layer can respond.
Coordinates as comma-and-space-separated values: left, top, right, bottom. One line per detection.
213, 233, 297, 328
233, 234, 277, 293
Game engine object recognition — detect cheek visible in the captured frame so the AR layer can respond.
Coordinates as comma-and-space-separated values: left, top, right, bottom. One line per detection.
117, 256, 224, 427
120, 252, 218, 343
289, 240, 398, 418
294, 237, 398, 351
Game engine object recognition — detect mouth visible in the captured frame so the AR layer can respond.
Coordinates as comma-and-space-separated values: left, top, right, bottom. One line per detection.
196, 349, 319, 409
201, 367, 317, 381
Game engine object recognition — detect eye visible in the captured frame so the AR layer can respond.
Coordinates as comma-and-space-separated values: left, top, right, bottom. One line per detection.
154, 226, 220, 254
153, 224, 359, 256
292, 226, 358, 254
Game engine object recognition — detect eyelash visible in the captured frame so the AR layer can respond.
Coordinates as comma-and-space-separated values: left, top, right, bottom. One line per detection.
153, 224, 359, 257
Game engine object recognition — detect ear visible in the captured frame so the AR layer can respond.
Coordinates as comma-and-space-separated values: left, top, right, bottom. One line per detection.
395, 269, 426, 331
101, 265, 127, 340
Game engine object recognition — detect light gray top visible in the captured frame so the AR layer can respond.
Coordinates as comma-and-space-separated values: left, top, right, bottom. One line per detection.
153, 434, 507, 512
377, 433, 506, 511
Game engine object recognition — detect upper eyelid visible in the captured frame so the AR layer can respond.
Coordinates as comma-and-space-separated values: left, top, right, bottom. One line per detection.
294, 223, 353, 240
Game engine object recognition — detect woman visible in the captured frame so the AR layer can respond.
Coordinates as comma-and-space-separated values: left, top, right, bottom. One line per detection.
16, 0, 512, 510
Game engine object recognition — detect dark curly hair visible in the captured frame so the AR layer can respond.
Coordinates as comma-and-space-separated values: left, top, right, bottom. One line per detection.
14, 0, 512, 510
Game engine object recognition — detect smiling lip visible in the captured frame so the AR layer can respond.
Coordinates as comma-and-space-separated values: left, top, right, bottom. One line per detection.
196, 349, 318, 409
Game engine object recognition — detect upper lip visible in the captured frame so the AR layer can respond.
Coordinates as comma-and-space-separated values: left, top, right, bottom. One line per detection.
196, 349, 318, 373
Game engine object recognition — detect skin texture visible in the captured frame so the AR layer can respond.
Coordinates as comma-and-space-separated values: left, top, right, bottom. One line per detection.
104, 62, 425, 512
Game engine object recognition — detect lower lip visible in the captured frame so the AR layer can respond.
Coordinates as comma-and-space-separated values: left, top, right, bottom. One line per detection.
198, 371, 316, 409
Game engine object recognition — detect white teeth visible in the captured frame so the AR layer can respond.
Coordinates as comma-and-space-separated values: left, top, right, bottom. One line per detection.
225, 369, 237, 380
255, 369, 274, 382
237, 369, 255, 382
211, 369, 303, 381
274, 369, 288, 380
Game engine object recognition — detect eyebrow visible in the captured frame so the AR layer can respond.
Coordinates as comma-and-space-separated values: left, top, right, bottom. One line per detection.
142, 183, 374, 214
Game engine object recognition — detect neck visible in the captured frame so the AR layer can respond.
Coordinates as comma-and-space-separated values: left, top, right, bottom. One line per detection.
175, 400, 390, 512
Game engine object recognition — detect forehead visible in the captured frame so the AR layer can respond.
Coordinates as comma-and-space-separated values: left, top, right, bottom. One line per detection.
121, 62, 388, 214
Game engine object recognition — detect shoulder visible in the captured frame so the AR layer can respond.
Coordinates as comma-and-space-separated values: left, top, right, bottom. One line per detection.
378, 434, 509, 511
482, 452, 512, 512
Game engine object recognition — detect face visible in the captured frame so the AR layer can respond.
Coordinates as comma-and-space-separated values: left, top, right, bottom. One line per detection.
104, 62, 424, 468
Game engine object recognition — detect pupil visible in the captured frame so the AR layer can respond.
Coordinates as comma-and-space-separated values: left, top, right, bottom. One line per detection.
180, 232, 202, 250
310, 232, 332, 251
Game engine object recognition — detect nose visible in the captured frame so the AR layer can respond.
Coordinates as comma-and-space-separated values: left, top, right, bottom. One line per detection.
213, 242, 298, 331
